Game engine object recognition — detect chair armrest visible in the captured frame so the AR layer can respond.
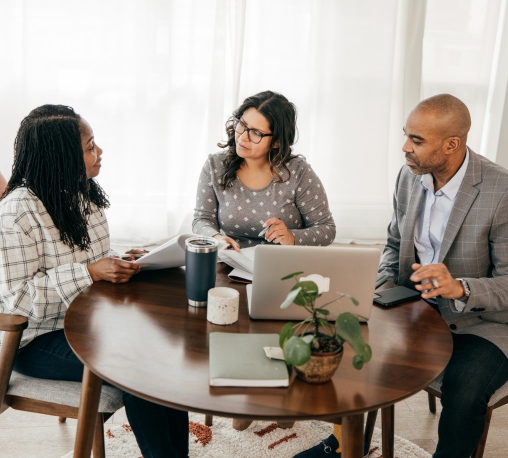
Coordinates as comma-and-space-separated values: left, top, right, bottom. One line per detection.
0, 313, 28, 332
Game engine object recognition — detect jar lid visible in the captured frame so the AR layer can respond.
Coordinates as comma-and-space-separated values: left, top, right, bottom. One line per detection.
185, 236, 218, 253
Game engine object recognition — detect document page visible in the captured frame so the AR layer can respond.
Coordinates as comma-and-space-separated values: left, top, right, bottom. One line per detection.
134, 233, 194, 270
217, 246, 256, 273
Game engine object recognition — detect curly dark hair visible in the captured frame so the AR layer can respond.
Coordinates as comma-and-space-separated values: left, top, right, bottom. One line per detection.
3, 104, 110, 251
218, 90, 298, 188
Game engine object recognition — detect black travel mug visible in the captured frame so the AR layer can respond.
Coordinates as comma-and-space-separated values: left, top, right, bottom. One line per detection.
185, 236, 219, 307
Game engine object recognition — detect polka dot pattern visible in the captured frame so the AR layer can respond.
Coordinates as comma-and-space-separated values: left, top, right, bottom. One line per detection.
193, 152, 336, 248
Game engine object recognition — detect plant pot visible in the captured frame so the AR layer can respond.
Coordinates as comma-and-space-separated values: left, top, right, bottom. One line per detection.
294, 346, 343, 383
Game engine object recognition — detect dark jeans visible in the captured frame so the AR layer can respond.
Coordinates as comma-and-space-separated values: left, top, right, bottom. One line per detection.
434, 333, 508, 458
14, 330, 189, 458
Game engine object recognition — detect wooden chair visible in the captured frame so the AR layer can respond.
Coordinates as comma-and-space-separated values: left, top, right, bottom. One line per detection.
363, 375, 508, 458
0, 312, 124, 458
424, 372, 508, 458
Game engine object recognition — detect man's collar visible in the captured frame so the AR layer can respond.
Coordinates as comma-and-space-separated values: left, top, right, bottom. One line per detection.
420, 148, 470, 199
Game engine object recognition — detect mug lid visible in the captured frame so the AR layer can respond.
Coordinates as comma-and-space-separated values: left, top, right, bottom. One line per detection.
185, 236, 218, 253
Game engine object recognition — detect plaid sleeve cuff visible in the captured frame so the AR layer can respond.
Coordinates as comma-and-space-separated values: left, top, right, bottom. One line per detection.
46, 263, 93, 306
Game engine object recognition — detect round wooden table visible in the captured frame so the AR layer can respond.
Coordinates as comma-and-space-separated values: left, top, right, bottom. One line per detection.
65, 264, 452, 457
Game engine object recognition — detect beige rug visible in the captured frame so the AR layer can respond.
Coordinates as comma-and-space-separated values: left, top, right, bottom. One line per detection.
62, 412, 431, 457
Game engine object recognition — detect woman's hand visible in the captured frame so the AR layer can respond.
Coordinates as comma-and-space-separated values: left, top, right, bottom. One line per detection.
122, 248, 149, 260
87, 257, 141, 284
262, 218, 295, 245
213, 234, 241, 252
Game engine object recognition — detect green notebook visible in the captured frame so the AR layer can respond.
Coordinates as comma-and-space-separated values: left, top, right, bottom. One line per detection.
209, 332, 289, 387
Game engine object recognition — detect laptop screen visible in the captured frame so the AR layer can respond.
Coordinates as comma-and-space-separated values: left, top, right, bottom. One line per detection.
247, 245, 381, 321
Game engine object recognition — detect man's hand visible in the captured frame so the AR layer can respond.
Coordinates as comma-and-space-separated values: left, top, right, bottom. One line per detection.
410, 263, 465, 300
87, 257, 141, 284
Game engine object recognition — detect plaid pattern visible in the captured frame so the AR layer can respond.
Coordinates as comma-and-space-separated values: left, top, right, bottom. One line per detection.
379, 150, 508, 358
0, 187, 110, 348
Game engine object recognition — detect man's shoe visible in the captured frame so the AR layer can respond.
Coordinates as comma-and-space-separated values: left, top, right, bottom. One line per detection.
293, 434, 341, 457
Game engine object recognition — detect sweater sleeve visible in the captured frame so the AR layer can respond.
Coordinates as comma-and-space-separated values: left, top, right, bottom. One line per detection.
192, 156, 221, 238
291, 162, 336, 246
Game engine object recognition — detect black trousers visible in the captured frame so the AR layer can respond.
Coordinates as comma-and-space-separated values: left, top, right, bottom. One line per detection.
434, 333, 508, 458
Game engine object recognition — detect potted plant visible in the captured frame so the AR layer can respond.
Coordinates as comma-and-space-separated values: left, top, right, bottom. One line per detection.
279, 271, 372, 383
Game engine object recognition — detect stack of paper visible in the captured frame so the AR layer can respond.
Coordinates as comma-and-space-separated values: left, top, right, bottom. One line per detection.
217, 247, 256, 282
133, 233, 195, 270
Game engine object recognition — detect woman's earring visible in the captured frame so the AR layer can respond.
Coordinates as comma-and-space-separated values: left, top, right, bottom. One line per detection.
268, 150, 273, 166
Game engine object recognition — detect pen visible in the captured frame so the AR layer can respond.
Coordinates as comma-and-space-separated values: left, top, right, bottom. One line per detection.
422, 263, 439, 288
259, 218, 281, 237
258, 225, 272, 237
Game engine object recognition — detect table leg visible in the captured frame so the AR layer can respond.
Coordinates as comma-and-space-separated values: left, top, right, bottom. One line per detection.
342, 413, 364, 458
381, 404, 395, 458
73, 367, 103, 458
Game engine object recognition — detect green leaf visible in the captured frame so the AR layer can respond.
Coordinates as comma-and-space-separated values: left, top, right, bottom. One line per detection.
280, 288, 301, 309
315, 308, 330, 316
336, 312, 371, 363
301, 334, 314, 344
279, 322, 295, 348
361, 343, 372, 362
339, 293, 359, 306
350, 344, 372, 370
283, 336, 312, 366
281, 271, 304, 281
352, 355, 364, 370
316, 317, 329, 328
336, 312, 362, 341
292, 281, 319, 306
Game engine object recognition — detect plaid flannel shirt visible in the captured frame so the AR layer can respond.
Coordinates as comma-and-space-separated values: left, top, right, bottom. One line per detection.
0, 187, 110, 348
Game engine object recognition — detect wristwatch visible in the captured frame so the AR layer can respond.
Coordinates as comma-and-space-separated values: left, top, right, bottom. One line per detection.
455, 278, 470, 302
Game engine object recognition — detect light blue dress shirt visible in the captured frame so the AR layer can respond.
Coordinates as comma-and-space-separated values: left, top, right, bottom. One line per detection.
414, 149, 470, 309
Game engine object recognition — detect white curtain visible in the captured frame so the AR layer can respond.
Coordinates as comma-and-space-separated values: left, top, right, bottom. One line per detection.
0, 0, 507, 246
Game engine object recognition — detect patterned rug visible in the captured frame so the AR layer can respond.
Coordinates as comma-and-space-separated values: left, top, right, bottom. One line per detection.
62, 412, 431, 457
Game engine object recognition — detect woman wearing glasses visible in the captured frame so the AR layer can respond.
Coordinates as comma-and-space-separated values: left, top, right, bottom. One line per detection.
193, 90, 336, 252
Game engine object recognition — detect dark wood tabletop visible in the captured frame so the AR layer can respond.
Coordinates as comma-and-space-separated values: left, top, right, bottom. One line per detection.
65, 263, 453, 458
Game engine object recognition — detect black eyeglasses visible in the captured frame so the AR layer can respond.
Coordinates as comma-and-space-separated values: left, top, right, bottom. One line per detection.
233, 117, 273, 144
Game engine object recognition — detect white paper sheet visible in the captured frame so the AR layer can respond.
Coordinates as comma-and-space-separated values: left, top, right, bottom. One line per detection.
217, 246, 255, 273
133, 233, 194, 270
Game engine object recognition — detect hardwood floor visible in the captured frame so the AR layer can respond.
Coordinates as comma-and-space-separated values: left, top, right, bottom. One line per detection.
0, 390, 507, 457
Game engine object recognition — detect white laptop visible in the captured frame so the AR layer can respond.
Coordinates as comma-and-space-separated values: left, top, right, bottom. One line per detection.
246, 245, 381, 322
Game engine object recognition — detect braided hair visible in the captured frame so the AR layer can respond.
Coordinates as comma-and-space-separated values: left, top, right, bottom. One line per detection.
218, 91, 298, 188
3, 104, 110, 251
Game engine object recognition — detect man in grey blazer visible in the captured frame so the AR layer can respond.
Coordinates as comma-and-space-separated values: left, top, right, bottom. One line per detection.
379, 93, 508, 457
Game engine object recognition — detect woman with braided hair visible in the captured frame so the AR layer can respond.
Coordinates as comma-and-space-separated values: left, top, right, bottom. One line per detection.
0, 171, 6, 195
0, 105, 189, 457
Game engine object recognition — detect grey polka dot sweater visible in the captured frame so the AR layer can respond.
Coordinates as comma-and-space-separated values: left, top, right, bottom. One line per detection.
193, 152, 336, 248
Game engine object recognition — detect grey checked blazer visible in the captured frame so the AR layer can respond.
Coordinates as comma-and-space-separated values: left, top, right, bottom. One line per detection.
379, 150, 508, 359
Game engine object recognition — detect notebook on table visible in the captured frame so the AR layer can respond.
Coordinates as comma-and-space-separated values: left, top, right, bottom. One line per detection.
209, 332, 289, 387
246, 245, 381, 322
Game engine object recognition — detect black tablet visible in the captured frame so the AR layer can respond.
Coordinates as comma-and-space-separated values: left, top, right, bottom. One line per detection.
373, 286, 421, 307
